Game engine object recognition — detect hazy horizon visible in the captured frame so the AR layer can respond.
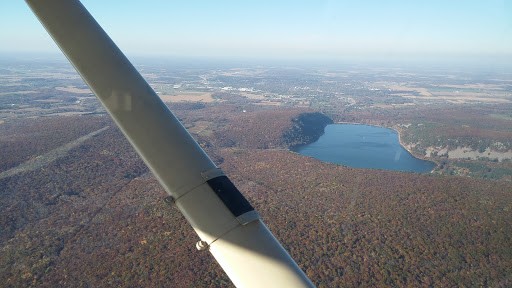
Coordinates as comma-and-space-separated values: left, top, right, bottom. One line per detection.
2, 51, 511, 74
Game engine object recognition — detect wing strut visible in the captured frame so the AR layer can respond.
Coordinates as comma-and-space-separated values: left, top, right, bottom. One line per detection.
25, 1, 315, 287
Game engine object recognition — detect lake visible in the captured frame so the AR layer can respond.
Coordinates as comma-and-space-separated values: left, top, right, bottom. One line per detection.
292, 124, 436, 173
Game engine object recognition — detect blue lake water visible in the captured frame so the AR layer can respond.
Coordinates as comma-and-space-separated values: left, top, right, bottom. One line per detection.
292, 124, 436, 173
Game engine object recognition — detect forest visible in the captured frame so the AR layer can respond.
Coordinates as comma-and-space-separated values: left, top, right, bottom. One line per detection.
1, 105, 510, 287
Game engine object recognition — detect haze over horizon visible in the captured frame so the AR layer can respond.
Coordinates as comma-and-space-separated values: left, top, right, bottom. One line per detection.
1, 0, 511, 65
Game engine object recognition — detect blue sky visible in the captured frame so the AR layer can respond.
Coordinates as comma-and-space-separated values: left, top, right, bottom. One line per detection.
1, 0, 511, 62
